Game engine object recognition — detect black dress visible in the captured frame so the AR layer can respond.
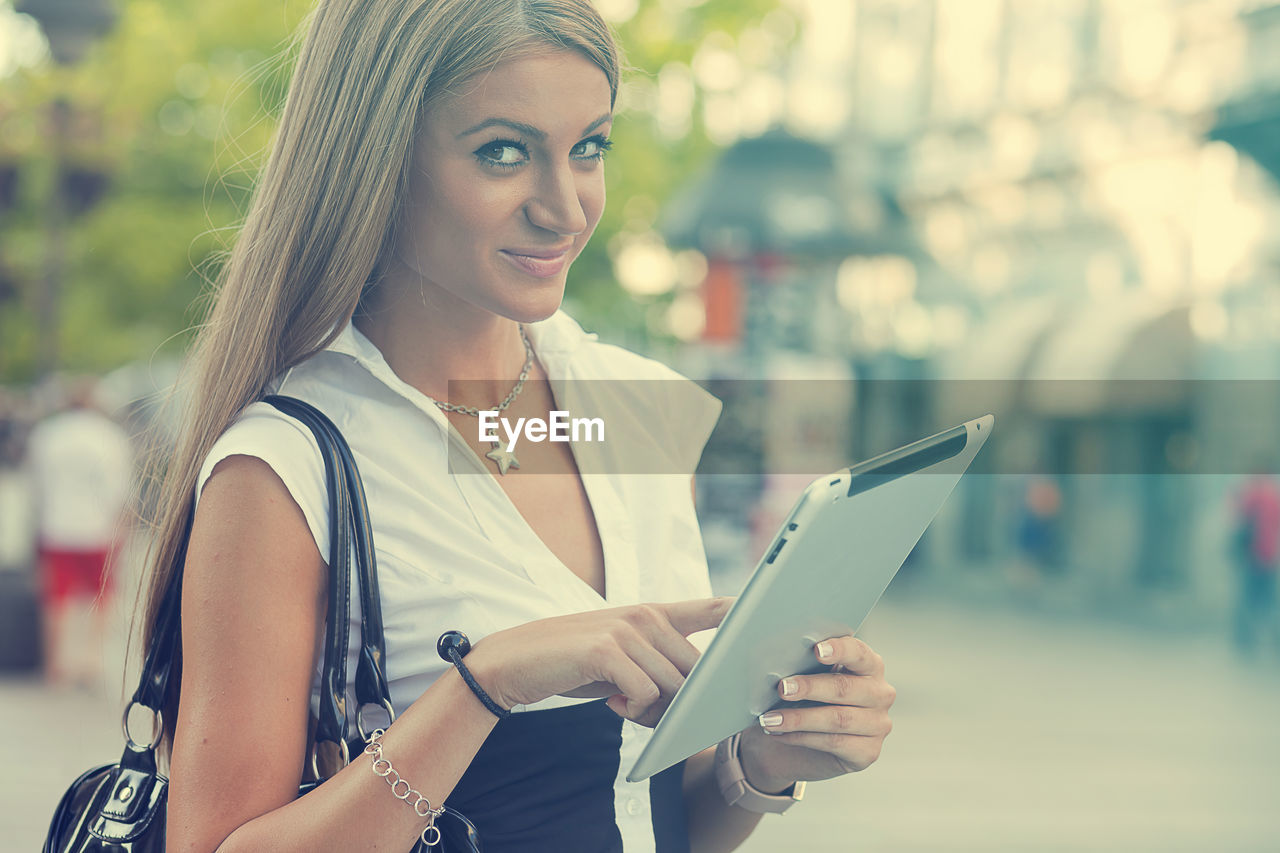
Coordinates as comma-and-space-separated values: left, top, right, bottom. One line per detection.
446, 700, 690, 852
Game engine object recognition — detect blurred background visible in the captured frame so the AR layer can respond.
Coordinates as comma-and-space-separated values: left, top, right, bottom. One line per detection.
2, 0, 1279, 849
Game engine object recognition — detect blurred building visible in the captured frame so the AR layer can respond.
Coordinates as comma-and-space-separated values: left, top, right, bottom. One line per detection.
658, 0, 1280, 618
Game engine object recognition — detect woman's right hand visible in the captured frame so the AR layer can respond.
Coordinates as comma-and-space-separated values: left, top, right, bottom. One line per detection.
465, 597, 732, 727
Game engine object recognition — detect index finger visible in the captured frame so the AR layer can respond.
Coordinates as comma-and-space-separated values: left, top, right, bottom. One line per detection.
656, 596, 734, 636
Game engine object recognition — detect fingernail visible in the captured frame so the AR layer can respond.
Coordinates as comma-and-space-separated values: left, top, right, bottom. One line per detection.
759, 712, 783, 729
780, 678, 798, 696
816, 642, 833, 660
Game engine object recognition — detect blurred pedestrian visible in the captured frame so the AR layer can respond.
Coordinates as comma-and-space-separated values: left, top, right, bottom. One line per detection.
1230, 466, 1280, 657
25, 377, 133, 687
1012, 475, 1062, 585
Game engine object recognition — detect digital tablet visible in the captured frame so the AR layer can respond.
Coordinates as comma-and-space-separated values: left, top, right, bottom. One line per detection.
627, 414, 994, 782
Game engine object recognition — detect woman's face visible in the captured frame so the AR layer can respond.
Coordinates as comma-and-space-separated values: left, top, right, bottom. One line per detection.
392, 49, 612, 323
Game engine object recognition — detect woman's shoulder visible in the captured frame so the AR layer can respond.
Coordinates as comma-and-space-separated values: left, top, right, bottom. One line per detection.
196, 399, 332, 559
540, 311, 723, 473
199, 401, 323, 478
536, 310, 702, 385
588, 342, 704, 390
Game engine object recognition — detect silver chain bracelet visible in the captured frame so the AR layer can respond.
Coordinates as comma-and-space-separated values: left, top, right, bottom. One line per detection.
364, 728, 446, 848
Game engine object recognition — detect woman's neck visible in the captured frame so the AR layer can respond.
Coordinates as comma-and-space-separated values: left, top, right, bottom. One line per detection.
352, 271, 534, 408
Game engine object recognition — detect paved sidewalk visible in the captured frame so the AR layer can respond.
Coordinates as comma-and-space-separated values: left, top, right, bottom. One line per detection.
741, 593, 1280, 852
5, 589, 1278, 851
0, 594, 133, 848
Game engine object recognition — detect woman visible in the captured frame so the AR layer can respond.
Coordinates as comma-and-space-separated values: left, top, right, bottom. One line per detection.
151, 1, 895, 850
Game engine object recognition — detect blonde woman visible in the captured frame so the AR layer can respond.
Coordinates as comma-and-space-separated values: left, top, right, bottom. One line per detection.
152, 1, 896, 851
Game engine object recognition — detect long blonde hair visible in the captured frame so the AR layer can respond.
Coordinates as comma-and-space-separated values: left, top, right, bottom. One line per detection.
142, 0, 621, 744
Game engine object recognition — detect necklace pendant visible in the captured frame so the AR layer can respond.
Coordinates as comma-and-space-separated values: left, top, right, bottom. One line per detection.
485, 440, 520, 475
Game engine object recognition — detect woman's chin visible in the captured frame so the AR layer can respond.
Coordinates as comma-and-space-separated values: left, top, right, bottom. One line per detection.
497, 289, 567, 325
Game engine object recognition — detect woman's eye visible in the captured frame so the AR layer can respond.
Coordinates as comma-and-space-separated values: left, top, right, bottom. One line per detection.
576, 135, 613, 160
476, 140, 528, 170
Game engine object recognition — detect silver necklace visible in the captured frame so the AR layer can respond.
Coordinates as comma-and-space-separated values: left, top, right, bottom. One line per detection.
426, 324, 532, 475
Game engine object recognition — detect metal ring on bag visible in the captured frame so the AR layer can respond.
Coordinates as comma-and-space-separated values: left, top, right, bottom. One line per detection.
121, 702, 164, 751
421, 824, 442, 848
308, 737, 351, 780
356, 697, 396, 741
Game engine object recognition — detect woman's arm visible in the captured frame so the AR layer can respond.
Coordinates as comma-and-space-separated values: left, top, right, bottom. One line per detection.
681, 477, 767, 853
682, 744, 765, 853
679, 480, 899, 851
167, 455, 499, 852
170, 456, 732, 852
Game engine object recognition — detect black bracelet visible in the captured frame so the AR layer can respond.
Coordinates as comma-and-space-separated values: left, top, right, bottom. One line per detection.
437, 630, 511, 720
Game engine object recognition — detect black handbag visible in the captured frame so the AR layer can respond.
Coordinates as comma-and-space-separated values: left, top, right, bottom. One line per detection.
42, 395, 481, 852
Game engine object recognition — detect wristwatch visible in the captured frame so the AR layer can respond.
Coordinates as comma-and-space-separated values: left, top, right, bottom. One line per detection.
714, 731, 806, 814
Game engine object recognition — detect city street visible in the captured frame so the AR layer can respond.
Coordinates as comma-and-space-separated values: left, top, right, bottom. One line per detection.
7, 0, 1280, 851
5, 589, 1278, 851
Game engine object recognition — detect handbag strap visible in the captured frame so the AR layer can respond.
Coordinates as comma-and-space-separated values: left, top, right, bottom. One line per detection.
128, 508, 191, 716
123, 395, 394, 781
262, 394, 357, 760
326, 408, 396, 731
263, 396, 395, 735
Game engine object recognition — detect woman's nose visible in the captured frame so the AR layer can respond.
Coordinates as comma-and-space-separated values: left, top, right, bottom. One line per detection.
524, 165, 589, 236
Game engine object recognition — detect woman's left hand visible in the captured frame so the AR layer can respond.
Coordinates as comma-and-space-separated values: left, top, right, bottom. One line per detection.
737, 635, 896, 791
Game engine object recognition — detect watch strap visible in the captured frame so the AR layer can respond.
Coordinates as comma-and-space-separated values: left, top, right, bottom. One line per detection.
714, 732, 806, 814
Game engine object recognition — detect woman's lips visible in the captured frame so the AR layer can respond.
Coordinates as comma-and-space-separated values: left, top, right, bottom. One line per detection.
499, 249, 569, 278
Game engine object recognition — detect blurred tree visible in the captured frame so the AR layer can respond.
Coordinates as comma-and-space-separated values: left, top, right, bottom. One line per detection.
0, 0, 791, 382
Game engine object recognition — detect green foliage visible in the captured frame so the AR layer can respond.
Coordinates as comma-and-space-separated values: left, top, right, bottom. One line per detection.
0, 0, 794, 382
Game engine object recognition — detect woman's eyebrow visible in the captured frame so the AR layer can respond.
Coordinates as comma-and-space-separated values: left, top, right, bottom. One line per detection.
457, 113, 612, 141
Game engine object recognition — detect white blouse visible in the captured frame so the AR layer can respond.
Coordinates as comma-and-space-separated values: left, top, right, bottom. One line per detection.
195, 310, 721, 853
